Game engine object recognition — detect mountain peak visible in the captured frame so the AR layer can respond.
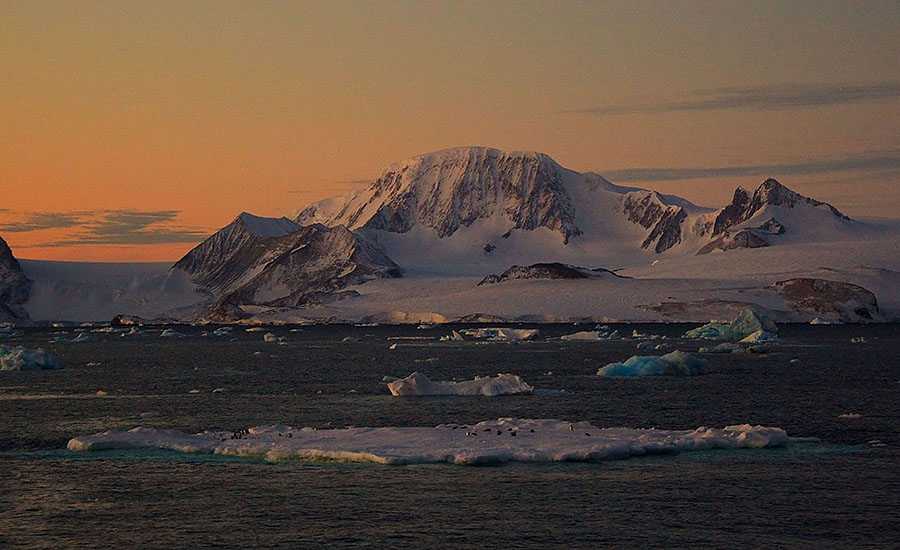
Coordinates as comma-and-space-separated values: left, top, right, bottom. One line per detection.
712, 178, 850, 237
298, 146, 580, 241
234, 212, 300, 238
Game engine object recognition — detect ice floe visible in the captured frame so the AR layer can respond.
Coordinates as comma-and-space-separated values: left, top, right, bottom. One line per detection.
387, 372, 533, 396
0, 345, 64, 371
597, 350, 708, 377
66, 419, 792, 465
159, 328, 186, 338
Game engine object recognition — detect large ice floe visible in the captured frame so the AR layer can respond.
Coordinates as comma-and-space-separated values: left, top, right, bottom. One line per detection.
597, 350, 708, 377
387, 372, 533, 396
684, 308, 778, 341
67, 419, 791, 465
0, 345, 64, 371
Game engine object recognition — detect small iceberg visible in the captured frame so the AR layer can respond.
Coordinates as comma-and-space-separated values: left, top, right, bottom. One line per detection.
387, 372, 534, 396
0, 345, 65, 371
160, 328, 186, 338
263, 332, 286, 343
597, 350, 708, 377
685, 309, 778, 341
439, 330, 465, 342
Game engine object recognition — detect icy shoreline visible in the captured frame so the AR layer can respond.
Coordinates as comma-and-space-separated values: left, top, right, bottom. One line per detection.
68, 419, 791, 465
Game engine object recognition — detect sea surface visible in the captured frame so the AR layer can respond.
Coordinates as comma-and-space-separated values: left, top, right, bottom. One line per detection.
1, 323, 898, 549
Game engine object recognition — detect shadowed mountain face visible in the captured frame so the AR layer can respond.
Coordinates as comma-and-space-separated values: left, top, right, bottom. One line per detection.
0, 236, 31, 322
173, 213, 400, 310
697, 178, 851, 254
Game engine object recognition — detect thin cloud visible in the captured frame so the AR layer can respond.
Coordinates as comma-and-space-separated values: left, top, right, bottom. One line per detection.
0, 212, 87, 233
566, 82, 900, 115
0, 210, 210, 246
602, 151, 900, 183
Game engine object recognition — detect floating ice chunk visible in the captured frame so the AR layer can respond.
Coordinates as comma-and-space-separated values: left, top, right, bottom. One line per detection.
461, 328, 539, 341
263, 332, 286, 343
71, 332, 94, 343
245, 327, 266, 332
685, 309, 777, 341
563, 330, 620, 341
597, 350, 708, 377
211, 327, 233, 337
838, 413, 861, 419
739, 330, 778, 344
654, 342, 673, 352
439, 330, 465, 342
160, 329, 185, 338
810, 317, 843, 325
387, 372, 533, 396
636, 341, 654, 350
0, 345, 64, 371
388, 343, 398, 350
561, 331, 602, 341
67, 419, 792, 465
850, 337, 866, 344
699, 342, 741, 353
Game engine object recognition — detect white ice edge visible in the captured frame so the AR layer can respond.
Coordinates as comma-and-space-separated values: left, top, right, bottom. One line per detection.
67, 418, 791, 465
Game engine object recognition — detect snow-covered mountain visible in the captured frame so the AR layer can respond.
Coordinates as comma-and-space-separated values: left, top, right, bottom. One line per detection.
0, 235, 31, 322
295, 147, 854, 274
697, 178, 853, 254
173, 212, 400, 313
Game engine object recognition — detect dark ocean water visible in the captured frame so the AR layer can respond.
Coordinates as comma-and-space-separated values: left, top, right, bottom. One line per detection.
1, 323, 898, 548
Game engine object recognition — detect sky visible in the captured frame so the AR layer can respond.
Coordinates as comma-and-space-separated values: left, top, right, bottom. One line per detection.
2, 0, 898, 262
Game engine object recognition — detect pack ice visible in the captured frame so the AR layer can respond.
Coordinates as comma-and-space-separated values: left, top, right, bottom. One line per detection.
67, 418, 791, 465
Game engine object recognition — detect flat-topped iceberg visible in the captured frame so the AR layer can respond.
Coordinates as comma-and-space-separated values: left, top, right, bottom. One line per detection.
387, 372, 533, 396
67, 419, 791, 465
685, 309, 778, 341
597, 350, 708, 377
560, 329, 620, 341
0, 345, 64, 371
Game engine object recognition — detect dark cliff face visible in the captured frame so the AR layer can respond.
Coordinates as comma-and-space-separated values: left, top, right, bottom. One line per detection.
623, 193, 687, 253
713, 187, 751, 235
0, 236, 31, 322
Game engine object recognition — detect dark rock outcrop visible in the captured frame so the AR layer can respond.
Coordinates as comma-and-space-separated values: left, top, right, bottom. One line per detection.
478, 263, 624, 285
0, 236, 31, 322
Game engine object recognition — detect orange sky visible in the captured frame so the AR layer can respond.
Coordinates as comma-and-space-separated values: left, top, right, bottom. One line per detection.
2, 1, 898, 261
